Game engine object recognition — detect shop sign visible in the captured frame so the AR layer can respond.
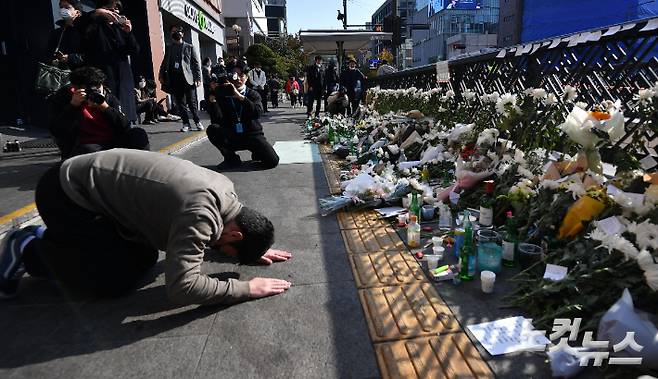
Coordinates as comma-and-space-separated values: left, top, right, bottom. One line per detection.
161, 0, 222, 42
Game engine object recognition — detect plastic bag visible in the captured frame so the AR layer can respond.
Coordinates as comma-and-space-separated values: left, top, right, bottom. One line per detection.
597, 288, 658, 369
343, 173, 375, 196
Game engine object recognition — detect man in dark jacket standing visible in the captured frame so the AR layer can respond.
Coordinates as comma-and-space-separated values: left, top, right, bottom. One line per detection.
340, 57, 366, 115
48, 67, 149, 159
159, 25, 204, 133
305, 55, 325, 118
206, 61, 279, 169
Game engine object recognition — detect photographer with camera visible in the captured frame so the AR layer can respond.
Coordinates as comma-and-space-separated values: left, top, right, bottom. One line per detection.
48, 67, 150, 159
205, 61, 279, 170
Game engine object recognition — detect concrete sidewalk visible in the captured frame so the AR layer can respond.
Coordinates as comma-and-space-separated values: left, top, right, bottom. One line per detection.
0, 104, 380, 378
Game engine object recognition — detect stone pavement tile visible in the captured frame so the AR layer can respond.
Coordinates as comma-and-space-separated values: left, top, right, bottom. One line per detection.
336, 210, 391, 230
196, 281, 379, 379
46, 280, 220, 345
341, 227, 406, 254
203, 231, 355, 287
349, 251, 427, 288
359, 283, 460, 342
5, 335, 207, 379
374, 334, 493, 379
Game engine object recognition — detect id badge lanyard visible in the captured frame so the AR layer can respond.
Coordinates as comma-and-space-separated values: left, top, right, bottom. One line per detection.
229, 98, 244, 133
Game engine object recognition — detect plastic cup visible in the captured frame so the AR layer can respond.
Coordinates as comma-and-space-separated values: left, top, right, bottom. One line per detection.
480, 271, 496, 293
402, 194, 412, 209
422, 205, 435, 221
431, 236, 443, 247
432, 246, 445, 260
426, 254, 441, 270
519, 243, 543, 269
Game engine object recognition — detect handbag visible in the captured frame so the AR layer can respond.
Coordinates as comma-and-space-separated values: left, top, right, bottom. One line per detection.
35, 62, 71, 95
34, 29, 71, 96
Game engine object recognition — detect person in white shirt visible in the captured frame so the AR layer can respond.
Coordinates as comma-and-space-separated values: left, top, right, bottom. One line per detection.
248, 62, 269, 113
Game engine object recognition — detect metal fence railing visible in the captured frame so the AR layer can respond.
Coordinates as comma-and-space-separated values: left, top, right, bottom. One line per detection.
368, 17, 658, 160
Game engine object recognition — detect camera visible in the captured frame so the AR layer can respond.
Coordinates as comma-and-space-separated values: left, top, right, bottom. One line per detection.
86, 86, 106, 105
212, 76, 235, 97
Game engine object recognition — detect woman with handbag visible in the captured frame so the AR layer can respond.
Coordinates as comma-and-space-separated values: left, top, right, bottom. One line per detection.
48, 0, 89, 70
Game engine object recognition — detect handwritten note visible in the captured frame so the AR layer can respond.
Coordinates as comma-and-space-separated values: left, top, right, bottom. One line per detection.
467, 317, 550, 356
597, 216, 625, 235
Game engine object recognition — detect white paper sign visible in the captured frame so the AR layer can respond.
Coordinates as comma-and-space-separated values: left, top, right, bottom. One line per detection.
607, 184, 622, 195
602, 162, 617, 177
641, 19, 658, 32
496, 49, 506, 59
436, 61, 450, 83
603, 25, 622, 36
597, 216, 625, 235
626, 192, 645, 208
467, 317, 551, 356
544, 264, 569, 281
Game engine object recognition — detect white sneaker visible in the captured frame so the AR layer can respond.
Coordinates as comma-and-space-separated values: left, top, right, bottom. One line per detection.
195, 121, 205, 131
181, 124, 190, 132
168, 114, 182, 121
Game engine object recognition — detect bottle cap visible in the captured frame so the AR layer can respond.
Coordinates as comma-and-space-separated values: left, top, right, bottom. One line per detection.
409, 215, 418, 222
506, 211, 513, 218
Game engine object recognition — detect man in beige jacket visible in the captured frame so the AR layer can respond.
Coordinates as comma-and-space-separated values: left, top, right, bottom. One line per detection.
0, 149, 291, 303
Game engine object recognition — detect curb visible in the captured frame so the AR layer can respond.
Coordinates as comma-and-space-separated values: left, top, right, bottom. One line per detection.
0, 131, 208, 236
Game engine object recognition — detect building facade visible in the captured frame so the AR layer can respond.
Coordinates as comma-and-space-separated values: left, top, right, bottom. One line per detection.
265, 0, 287, 37
223, 0, 268, 57
371, 0, 418, 64
411, 0, 499, 67
497, 0, 522, 47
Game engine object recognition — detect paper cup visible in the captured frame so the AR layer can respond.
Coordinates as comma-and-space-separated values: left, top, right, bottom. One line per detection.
426, 254, 441, 270
431, 236, 443, 247
432, 246, 445, 260
480, 270, 496, 293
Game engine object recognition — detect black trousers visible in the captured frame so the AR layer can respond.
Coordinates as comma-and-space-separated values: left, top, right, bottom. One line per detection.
22, 166, 158, 297
289, 94, 298, 106
171, 81, 200, 125
71, 127, 150, 157
137, 99, 157, 122
256, 88, 268, 112
270, 91, 279, 108
206, 124, 279, 169
307, 90, 323, 117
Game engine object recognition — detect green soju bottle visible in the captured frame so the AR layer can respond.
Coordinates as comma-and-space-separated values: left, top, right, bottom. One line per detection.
458, 210, 476, 281
327, 126, 335, 144
502, 211, 519, 267
409, 192, 421, 221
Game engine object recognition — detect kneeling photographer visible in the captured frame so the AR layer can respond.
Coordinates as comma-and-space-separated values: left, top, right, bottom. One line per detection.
49, 67, 150, 159
206, 61, 279, 169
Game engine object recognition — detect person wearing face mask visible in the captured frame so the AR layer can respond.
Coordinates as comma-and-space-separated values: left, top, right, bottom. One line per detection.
82, 0, 140, 124
205, 61, 279, 170
48, 67, 150, 159
159, 25, 204, 132
47, 0, 89, 70
135, 76, 158, 125
305, 55, 325, 118
340, 57, 366, 115
248, 62, 269, 113
324, 59, 339, 111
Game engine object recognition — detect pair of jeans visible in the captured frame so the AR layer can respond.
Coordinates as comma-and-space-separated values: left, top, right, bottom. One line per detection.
170, 81, 200, 125
206, 125, 279, 169
255, 88, 268, 112
22, 165, 159, 297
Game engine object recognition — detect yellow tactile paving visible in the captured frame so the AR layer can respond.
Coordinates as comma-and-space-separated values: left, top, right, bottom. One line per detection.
374, 334, 494, 379
336, 210, 390, 229
341, 227, 406, 254
358, 283, 460, 342
349, 251, 427, 288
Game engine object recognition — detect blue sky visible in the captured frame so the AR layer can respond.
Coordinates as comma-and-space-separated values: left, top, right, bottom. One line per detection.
286, 0, 385, 33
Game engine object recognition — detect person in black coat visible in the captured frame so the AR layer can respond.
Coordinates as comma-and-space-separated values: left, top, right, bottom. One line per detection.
82, 0, 140, 123
305, 55, 325, 118
205, 61, 279, 170
48, 67, 149, 159
47, 0, 90, 70
324, 59, 339, 110
340, 58, 366, 115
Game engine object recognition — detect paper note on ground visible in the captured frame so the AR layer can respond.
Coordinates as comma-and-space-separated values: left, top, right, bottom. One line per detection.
544, 264, 568, 281
375, 207, 406, 218
466, 316, 550, 356
273, 141, 322, 164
